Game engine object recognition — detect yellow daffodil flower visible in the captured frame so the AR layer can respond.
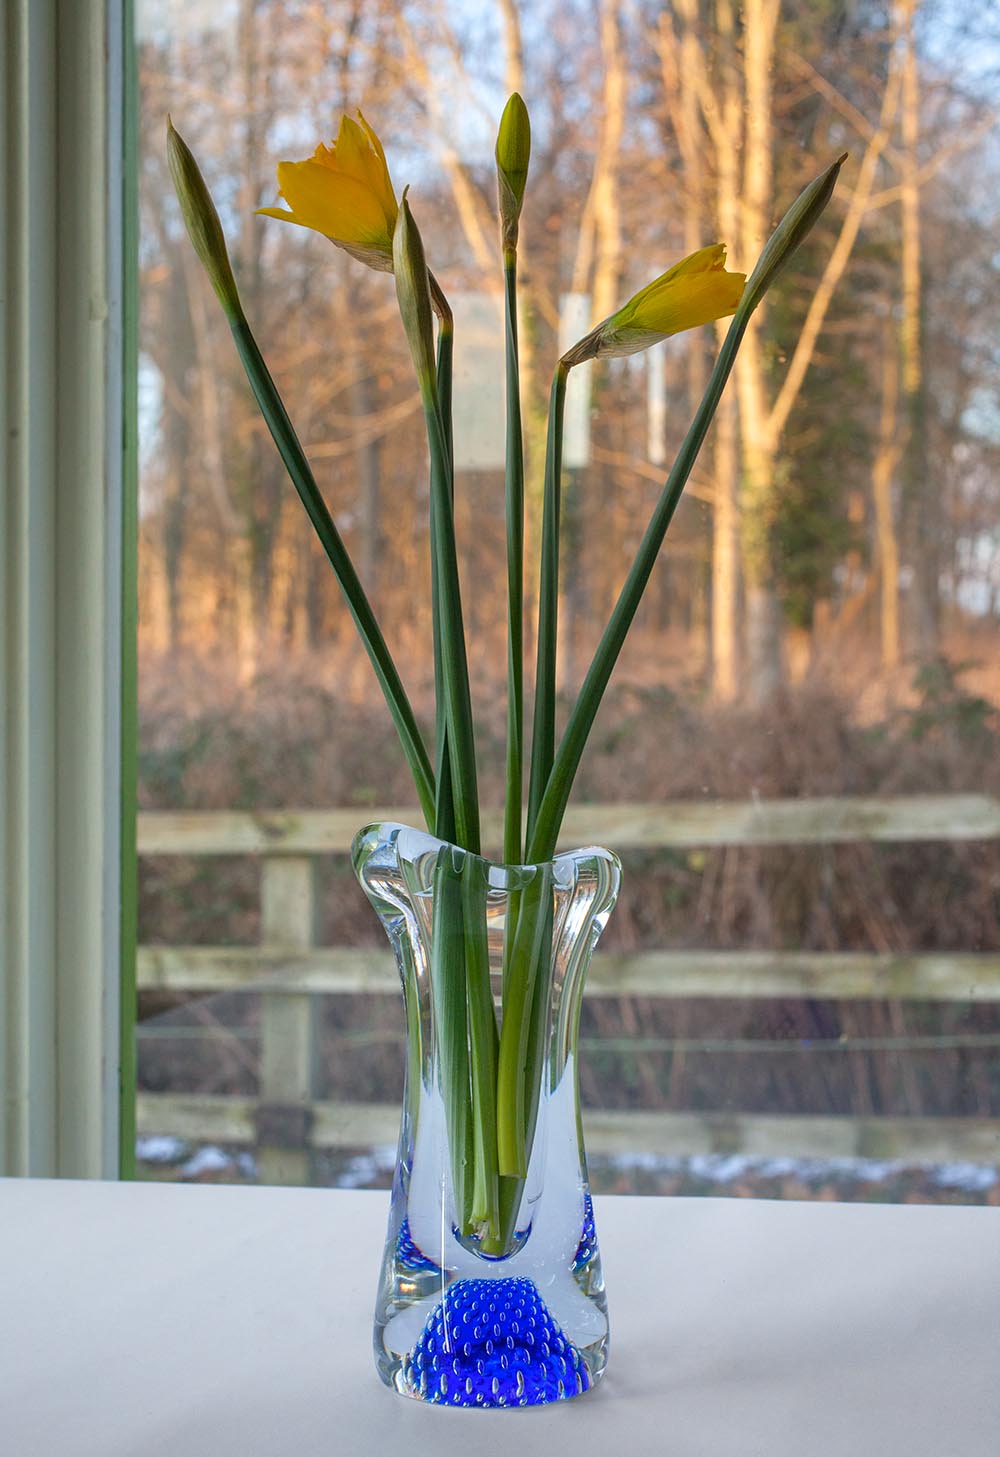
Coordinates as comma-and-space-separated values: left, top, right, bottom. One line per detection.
257, 112, 398, 272
562, 244, 745, 365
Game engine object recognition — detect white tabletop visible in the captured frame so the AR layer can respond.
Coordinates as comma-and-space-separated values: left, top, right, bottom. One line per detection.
1, 1179, 997, 1456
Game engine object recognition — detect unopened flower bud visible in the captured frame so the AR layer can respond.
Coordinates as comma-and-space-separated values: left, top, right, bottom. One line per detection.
393, 190, 437, 395
495, 93, 531, 252
166, 117, 242, 318
742, 153, 848, 314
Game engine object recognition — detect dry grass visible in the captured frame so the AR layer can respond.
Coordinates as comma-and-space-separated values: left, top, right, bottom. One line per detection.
137, 644, 1000, 1132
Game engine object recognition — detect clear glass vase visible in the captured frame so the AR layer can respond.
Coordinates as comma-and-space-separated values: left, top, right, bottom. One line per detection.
352, 821, 621, 1409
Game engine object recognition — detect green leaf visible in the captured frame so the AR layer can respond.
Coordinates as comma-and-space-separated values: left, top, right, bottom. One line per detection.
526, 157, 846, 863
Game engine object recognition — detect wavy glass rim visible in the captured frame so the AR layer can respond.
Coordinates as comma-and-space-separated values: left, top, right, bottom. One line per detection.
351, 819, 622, 886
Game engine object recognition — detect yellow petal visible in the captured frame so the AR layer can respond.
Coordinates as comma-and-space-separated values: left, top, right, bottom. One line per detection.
333, 115, 376, 188
310, 140, 337, 170
631, 268, 745, 335
306, 115, 397, 231
624, 245, 729, 320
354, 111, 399, 228
356, 110, 388, 171
672, 242, 728, 275
274, 158, 392, 249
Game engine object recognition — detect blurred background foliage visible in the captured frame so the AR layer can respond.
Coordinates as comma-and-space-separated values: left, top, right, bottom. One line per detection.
135, 0, 1000, 1199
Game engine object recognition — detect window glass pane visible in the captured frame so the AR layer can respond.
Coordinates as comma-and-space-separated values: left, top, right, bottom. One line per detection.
136, 1, 1000, 1207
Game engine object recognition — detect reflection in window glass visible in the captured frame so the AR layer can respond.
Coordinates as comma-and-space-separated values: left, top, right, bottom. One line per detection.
136, 1, 1000, 1206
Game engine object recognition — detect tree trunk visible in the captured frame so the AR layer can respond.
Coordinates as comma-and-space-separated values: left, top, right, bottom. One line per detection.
660, 0, 714, 674
897, 0, 936, 658
735, 0, 782, 705
872, 318, 902, 671
745, 582, 784, 705
590, 1, 626, 324
711, 387, 741, 699
710, 0, 744, 700
353, 370, 381, 593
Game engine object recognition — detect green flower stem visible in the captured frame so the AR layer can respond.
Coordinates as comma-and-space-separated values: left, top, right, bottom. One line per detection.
432, 313, 457, 842
420, 383, 481, 854
525, 155, 845, 864
430, 849, 472, 1229
229, 315, 435, 828
462, 854, 501, 1241
525, 363, 569, 849
496, 1171, 526, 1255
394, 198, 479, 852
496, 863, 554, 1176
502, 252, 526, 867
526, 313, 751, 864
515, 887, 554, 1184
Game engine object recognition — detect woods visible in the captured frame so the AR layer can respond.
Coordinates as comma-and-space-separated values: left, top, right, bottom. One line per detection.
139, 0, 1000, 716
133, 0, 1000, 1202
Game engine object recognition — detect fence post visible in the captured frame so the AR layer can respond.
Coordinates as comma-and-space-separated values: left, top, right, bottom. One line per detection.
257, 855, 321, 1185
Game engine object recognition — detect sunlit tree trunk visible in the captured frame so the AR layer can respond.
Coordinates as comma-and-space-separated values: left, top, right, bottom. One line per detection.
734, 0, 783, 705
235, 0, 265, 674
660, 0, 715, 679
354, 368, 382, 593
711, 387, 741, 699
711, 0, 744, 701
590, 1, 626, 323
897, 0, 936, 658
872, 318, 903, 670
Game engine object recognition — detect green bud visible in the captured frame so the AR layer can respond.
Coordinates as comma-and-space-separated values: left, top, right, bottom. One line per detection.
495, 93, 531, 251
392, 190, 437, 395
166, 117, 242, 319
741, 153, 848, 316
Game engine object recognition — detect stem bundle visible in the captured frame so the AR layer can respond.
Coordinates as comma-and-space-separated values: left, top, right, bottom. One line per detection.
169, 107, 844, 1249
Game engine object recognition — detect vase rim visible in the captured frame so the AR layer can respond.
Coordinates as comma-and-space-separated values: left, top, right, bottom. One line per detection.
351, 819, 622, 881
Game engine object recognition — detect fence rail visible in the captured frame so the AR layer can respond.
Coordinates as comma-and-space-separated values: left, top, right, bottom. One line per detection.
137, 794, 1000, 855
136, 796, 1000, 1179
135, 1096, 1000, 1164
138, 946, 1000, 1003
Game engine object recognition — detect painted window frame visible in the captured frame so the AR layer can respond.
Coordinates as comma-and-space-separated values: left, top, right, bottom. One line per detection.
1, 0, 136, 1178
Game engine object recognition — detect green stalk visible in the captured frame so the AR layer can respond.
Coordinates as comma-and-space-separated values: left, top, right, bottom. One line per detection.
502, 251, 526, 866
432, 309, 457, 842
515, 885, 554, 1184
525, 153, 847, 863
495, 863, 554, 1176
462, 854, 500, 1242
395, 208, 488, 1237
430, 849, 472, 1228
525, 363, 569, 848
526, 314, 750, 864
422, 390, 481, 853
228, 315, 435, 828
394, 198, 480, 854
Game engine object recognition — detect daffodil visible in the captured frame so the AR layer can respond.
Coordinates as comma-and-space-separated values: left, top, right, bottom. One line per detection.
495, 93, 531, 250
562, 244, 745, 365
257, 112, 398, 271
167, 118, 241, 317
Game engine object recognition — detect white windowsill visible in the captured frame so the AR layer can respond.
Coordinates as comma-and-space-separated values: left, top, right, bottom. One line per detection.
1, 1182, 996, 1455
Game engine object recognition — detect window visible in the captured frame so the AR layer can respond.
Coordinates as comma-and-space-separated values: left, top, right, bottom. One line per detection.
132, 1, 1000, 1207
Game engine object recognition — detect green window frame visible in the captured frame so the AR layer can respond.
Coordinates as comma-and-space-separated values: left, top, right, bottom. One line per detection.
1, 0, 137, 1179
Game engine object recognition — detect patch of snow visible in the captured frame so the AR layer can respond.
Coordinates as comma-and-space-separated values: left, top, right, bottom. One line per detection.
932, 1162, 998, 1192
335, 1145, 396, 1188
136, 1134, 188, 1164
178, 1146, 233, 1178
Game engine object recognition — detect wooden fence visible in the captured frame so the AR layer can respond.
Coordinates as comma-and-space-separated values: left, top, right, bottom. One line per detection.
136, 796, 1000, 1183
